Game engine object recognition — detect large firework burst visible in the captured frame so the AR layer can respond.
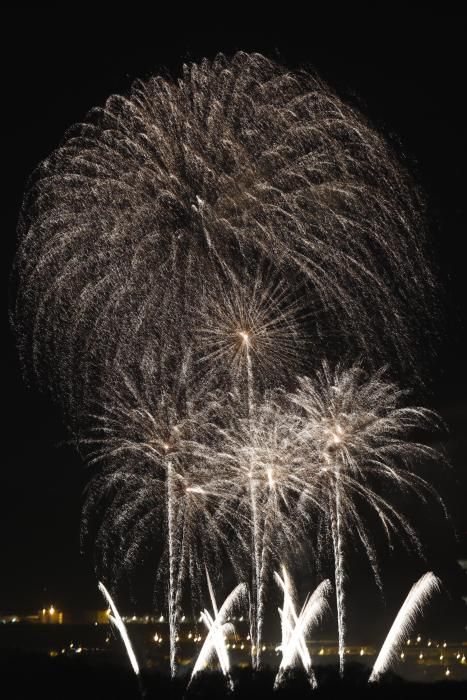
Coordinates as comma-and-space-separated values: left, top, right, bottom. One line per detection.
13, 52, 438, 424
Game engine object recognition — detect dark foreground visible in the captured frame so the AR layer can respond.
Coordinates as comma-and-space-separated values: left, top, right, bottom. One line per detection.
1, 654, 466, 700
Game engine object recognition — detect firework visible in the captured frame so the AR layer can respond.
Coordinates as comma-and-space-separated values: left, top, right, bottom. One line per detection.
369, 572, 441, 682
274, 567, 331, 689
195, 265, 309, 667
202, 394, 323, 667
287, 363, 444, 675
190, 571, 247, 689
11, 51, 446, 683
98, 581, 140, 676
83, 370, 247, 676
13, 52, 439, 427
196, 266, 308, 397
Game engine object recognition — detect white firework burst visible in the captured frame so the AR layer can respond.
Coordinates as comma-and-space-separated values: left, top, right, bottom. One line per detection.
287, 362, 445, 675
196, 267, 308, 394
13, 52, 439, 425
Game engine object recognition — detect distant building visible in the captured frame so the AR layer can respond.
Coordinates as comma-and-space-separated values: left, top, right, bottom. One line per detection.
96, 609, 111, 624
0, 605, 63, 624
39, 606, 63, 624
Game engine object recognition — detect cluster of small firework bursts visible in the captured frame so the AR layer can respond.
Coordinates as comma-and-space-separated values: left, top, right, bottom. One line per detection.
12, 53, 446, 685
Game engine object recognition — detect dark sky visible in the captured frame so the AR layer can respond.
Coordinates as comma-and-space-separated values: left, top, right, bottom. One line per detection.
3, 11, 466, 642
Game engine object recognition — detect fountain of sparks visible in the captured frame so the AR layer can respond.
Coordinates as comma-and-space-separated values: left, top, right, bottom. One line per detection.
369, 572, 442, 682
274, 567, 331, 689
201, 392, 323, 669
98, 582, 140, 677
190, 571, 247, 690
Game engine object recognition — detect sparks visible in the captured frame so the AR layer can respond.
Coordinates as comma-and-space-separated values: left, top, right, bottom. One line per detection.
369, 572, 441, 682
274, 567, 331, 689
190, 571, 247, 690
11, 50, 447, 686
98, 582, 140, 676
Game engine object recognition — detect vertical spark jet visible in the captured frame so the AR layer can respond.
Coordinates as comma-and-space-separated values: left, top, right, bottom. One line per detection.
242, 330, 262, 669
166, 457, 178, 677
329, 456, 345, 676
190, 571, 247, 689
274, 568, 331, 689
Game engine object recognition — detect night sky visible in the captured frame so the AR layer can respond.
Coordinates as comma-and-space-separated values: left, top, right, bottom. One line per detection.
3, 11, 466, 644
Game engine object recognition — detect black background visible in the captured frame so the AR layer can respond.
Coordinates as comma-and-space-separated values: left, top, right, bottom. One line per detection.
3, 9, 466, 643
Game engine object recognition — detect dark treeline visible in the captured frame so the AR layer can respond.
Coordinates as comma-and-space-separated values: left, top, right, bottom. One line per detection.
1, 655, 466, 699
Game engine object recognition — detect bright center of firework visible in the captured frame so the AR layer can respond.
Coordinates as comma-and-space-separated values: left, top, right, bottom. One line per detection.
238, 330, 250, 345
329, 423, 344, 445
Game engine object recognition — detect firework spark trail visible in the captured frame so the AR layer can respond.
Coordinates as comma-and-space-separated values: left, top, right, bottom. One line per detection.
274, 568, 331, 689
275, 567, 309, 671
249, 477, 260, 667
98, 582, 140, 676
166, 459, 177, 677
244, 331, 259, 667
369, 572, 441, 682
288, 363, 445, 675
194, 571, 235, 684
244, 337, 265, 670
330, 462, 345, 676
277, 567, 294, 659
197, 610, 234, 684
190, 574, 247, 689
